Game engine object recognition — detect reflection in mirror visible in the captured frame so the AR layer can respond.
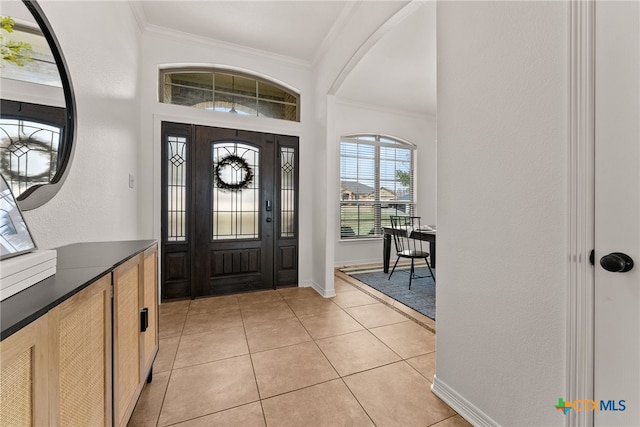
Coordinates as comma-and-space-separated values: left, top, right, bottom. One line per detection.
0, 0, 75, 209
0, 100, 65, 196
1, 15, 61, 87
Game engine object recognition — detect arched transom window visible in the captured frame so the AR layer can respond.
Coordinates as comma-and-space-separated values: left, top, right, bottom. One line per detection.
160, 69, 299, 122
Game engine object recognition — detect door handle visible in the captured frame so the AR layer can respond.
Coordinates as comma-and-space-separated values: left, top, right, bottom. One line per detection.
140, 307, 149, 332
266, 200, 272, 212
600, 252, 634, 272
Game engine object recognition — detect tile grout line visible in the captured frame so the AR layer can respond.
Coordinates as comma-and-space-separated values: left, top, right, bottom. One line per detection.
284, 285, 431, 374
239, 297, 270, 427
154, 302, 190, 427
160, 297, 267, 427
426, 413, 465, 427
150, 281, 444, 426
337, 377, 378, 426
403, 350, 437, 384
336, 269, 436, 333
283, 290, 436, 410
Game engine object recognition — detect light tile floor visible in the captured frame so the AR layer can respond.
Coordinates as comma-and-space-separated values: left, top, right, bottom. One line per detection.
128, 273, 471, 427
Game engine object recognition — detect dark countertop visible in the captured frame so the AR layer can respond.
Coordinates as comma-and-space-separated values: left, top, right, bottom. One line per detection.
1, 240, 156, 341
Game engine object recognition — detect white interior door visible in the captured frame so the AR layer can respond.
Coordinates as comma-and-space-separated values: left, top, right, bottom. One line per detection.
594, 1, 639, 426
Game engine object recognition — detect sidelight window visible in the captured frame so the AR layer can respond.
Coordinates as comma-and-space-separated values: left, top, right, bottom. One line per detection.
280, 146, 296, 238
166, 135, 188, 242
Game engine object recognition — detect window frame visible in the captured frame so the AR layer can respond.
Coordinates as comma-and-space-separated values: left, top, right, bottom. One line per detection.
0, 99, 67, 200
158, 68, 300, 122
339, 134, 416, 240
1, 21, 62, 88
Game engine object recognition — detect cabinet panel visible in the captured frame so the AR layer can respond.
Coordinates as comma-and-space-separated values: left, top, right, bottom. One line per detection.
141, 246, 158, 380
0, 314, 48, 427
114, 255, 141, 427
48, 274, 111, 427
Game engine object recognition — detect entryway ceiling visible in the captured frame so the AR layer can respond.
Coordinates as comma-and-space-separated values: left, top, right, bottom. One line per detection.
132, 1, 350, 62
131, 1, 435, 116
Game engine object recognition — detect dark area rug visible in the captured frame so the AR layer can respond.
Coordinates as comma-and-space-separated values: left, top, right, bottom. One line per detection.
348, 267, 436, 320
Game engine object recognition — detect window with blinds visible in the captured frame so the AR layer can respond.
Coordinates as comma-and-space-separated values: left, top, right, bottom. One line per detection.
340, 134, 415, 239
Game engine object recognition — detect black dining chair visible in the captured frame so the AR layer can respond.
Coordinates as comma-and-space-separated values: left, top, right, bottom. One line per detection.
388, 216, 435, 289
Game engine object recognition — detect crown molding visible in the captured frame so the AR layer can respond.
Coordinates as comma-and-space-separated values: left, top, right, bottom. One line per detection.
128, 3, 312, 71
147, 24, 312, 70
335, 97, 436, 121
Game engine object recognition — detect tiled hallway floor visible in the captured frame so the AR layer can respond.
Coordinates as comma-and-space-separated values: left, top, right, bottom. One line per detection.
128, 273, 471, 427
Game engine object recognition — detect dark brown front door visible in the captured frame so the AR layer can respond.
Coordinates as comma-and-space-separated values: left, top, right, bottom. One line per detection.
161, 122, 299, 300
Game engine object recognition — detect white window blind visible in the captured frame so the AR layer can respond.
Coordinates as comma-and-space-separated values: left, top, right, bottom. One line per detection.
339, 135, 415, 239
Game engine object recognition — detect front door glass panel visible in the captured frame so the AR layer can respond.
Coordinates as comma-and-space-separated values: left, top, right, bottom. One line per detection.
211, 142, 260, 240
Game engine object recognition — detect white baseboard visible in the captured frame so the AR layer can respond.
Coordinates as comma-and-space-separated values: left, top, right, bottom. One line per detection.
302, 280, 336, 298
334, 257, 381, 268
431, 376, 499, 427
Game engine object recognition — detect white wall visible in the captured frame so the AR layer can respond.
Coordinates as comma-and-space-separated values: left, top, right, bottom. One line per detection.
3, 2, 575, 423
137, 29, 316, 288
433, 2, 568, 425
332, 100, 436, 267
312, 0, 413, 292
133, 1, 411, 296
12, 0, 430, 293
20, 1, 142, 249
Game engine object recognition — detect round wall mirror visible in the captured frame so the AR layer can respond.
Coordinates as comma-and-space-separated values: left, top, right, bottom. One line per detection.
0, 0, 76, 210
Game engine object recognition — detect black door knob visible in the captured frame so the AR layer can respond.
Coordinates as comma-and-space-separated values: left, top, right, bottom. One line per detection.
600, 252, 634, 272
266, 217, 272, 223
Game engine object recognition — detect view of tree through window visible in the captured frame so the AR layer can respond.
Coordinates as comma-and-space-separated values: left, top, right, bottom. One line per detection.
340, 134, 415, 239
0, 20, 62, 87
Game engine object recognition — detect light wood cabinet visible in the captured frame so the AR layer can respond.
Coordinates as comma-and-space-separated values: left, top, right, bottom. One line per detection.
48, 274, 112, 427
114, 255, 141, 427
141, 246, 159, 382
1, 241, 158, 427
0, 314, 49, 427
114, 245, 159, 427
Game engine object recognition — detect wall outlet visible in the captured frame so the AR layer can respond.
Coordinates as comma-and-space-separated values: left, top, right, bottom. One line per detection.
129, 173, 134, 189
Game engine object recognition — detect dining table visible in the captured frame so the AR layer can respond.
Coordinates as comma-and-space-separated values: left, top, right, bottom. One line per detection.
382, 226, 436, 273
